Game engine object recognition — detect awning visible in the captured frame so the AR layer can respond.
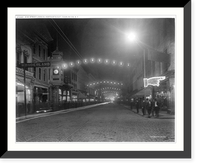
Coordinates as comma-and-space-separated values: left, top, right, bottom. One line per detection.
132, 87, 152, 97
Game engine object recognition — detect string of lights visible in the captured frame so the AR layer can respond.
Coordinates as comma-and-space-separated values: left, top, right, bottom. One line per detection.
87, 80, 123, 87
50, 19, 97, 80
96, 87, 121, 91
61, 57, 131, 70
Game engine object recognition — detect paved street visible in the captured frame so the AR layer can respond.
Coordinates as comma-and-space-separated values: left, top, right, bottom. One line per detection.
16, 103, 175, 142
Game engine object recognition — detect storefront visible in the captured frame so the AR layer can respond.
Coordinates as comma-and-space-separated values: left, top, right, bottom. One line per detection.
33, 85, 50, 112
16, 68, 34, 116
152, 70, 175, 113
131, 70, 175, 113
16, 81, 33, 116
71, 91, 78, 102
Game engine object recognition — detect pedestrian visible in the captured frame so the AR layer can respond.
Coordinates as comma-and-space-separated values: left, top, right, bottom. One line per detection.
146, 99, 152, 118
152, 98, 160, 117
141, 97, 146, 115
136, 98, 140, 113
154, 98, 160, 117
151, 99, 155, 117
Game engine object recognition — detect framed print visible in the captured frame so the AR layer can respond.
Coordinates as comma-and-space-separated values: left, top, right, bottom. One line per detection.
3, 2, 191, 159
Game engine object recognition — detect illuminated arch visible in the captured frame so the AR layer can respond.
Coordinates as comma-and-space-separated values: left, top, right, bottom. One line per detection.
86, 80, 123, 87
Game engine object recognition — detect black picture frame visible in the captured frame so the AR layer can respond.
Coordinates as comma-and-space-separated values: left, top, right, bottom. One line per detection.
3, 2, 191, 159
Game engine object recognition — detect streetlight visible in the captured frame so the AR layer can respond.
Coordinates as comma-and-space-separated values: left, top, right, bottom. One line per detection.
126, 32, 137, 42
126, 31, 146, 77
126, 31, 147, 98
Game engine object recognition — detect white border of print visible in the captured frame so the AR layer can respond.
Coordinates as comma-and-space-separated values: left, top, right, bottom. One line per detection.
7, 8, 183, 151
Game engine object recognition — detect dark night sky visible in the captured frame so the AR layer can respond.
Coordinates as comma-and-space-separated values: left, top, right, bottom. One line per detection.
17, 18, 174, 84
46, 18, 151, 81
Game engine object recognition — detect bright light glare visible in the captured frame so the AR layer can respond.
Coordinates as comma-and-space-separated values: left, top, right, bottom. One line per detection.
126, 32, 137, 42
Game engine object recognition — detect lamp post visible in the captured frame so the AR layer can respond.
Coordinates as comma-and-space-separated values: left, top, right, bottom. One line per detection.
126, 32, 147, 98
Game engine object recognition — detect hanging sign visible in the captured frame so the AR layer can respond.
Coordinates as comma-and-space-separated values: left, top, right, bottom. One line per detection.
144, 76, 166, 87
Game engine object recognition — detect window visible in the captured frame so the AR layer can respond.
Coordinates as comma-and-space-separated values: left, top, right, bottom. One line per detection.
59, 89, 62, 101
49, 68, 50, 80
63, 90, 66, 101
33, 67, 36, 78
43, 49, 46, 60
39, 45, 41, 57
43, 69, 46, 81
39, 68, 41, 80
72, 73, 74, 80
33, 44, 36, 54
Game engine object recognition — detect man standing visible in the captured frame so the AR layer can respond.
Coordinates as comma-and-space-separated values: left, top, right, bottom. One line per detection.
154, 98, 160, 117
136, 98, 140, 114
146, 99, 152, 118
141, 97, 146, 116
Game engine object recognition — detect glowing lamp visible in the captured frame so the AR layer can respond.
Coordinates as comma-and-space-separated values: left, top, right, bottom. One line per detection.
97, 58, 102, 63
104, 59, 110, 65
76, 60, 81, 65
112, 60, 117, 66
119, 61, 124, 67
69, 62, 74, 67
90, 58, 95, 63
62, 63, 68, 69
83, 59, 88, 64
126, 32, 137, 42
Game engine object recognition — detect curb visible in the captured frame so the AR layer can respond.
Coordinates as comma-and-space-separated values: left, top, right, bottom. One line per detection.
16, 102, 109, 123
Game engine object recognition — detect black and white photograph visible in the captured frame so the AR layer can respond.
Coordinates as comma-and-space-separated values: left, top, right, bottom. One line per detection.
4, 5, 192, 159
15, 17, 175, 142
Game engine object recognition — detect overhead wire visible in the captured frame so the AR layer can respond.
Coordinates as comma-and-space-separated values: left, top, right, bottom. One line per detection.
49, 19, 98, 80
49, 19, 82, 59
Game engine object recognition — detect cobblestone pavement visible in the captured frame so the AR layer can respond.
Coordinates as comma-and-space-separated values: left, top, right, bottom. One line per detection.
16, 103, 175, 142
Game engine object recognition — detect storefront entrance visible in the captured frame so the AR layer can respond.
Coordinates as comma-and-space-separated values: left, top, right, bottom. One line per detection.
33, 86, 50, 113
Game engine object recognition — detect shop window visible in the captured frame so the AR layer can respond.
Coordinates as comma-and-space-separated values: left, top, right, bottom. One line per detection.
63, 90, 66, 101
59, 89, 62, 101
16, 84, 31, 103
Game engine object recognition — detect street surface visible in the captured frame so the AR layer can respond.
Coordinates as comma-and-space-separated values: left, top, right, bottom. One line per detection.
16, 103, 175, 142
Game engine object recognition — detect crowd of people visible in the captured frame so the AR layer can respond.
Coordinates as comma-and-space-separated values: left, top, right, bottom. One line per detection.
131, 97, 161, 118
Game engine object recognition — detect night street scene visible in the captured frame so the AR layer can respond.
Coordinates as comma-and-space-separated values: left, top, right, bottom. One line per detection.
16, 18, 175, 142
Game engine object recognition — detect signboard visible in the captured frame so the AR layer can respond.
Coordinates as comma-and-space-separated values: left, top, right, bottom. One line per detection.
20, 62, 51, 68
144, 76, 166, 87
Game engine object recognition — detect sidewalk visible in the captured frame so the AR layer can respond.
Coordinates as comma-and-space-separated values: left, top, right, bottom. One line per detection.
121, 104, 175, 119
16, 102, 109, 123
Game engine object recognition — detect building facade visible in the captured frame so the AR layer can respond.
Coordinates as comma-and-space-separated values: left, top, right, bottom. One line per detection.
129, 19, 175, 113
16, 20, 53, 116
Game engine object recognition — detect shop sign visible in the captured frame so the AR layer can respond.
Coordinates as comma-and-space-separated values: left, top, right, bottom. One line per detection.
144, 76, 166, 87
20, 62, 51, 68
